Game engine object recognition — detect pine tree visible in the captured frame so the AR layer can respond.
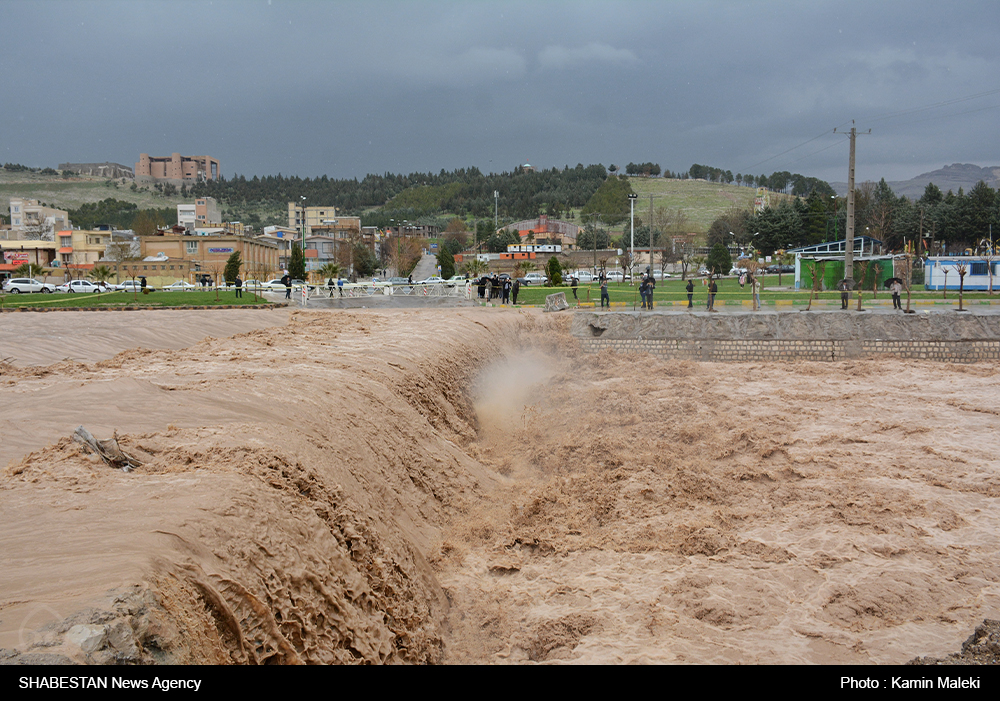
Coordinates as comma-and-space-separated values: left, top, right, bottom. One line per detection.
224, 251, 243, 283
289, 243, 306, 280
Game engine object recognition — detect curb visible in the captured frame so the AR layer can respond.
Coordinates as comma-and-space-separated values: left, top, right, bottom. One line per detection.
0, 303, 283, 313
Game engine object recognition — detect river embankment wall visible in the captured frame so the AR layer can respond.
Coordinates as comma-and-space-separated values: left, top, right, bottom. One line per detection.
571, 310, 1000, 362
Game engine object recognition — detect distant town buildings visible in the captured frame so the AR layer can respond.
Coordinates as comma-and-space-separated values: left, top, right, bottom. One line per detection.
58, 162, 134, 179
503, 215, 579, 247
135, 153, 220, 185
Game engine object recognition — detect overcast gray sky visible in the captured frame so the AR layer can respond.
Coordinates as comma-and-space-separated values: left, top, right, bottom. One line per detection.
3, 0, 998, 184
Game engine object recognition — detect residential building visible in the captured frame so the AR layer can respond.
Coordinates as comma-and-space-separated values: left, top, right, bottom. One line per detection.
8, 198, 70, 240
52, 229, 115, 277
177, 203, 197, 230
303, 235, 341, 274
195, 197, 221, 226
286, 202, 361, 237
0, 240, 58, 274
135, 153, 220, 185
383, 222, 440, 239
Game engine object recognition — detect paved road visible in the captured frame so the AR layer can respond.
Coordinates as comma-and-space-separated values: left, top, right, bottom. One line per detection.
408, 253, 438, 282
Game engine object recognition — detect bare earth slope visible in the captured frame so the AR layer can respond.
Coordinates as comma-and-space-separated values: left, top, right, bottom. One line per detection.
1, 309, 998, 664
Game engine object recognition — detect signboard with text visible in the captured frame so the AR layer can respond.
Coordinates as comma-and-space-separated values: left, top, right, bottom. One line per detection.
208, 247, 234, 254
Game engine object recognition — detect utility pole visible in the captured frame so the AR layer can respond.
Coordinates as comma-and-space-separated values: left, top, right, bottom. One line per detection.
834, 122, 869, 284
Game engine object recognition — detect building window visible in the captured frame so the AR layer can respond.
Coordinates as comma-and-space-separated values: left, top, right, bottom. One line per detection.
186, 241, 198, 254
971, 262, 989, 276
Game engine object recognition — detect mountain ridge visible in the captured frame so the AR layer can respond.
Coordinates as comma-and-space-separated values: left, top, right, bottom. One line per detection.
832, 163, 1000, 198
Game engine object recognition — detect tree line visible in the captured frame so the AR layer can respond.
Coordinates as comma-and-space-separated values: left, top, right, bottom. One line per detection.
188, 164, 610, 223
66, 198, 177, 232
707, 179, 1000, 255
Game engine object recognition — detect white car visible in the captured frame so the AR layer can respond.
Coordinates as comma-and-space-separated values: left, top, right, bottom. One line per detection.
569, 271, 595, 283
418, 276, 445, 285
521, 272, 548, 285
3, 278, 55, 294
603, 270, 624, 282
162, 281, 197, 292
55, 280, 110, 294
116, 280, 155, 293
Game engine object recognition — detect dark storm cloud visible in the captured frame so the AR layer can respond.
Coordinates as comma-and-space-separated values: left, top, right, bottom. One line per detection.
2, 0, 998, 183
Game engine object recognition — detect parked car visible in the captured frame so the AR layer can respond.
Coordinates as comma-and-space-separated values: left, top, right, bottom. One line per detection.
116, 279, 155, 293
162, 281, 197, 292
765, 264, 795, 274
418, 276, 445, 285
3, 277, 55, 294
729, 266, 748, 276
697, 267, 710, 276
55, 280, 110, 294
604, 270, 624, 282
519, 272, 548, 285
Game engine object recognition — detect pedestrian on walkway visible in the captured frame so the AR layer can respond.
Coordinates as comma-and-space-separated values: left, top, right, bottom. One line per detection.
891, 279, 903, 310
281, 271, 291, 300
600, 278, 610, 308
707, 279, 718, 311
235, 276, 243, 299
686, 279, 694, 308
752, 276, 760, 311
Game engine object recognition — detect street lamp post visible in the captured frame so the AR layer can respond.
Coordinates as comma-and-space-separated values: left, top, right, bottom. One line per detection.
298, 196, 307, 279
628, 194, 638, 282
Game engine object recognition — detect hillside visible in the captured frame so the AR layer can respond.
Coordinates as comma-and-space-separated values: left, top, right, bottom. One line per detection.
0, 170, 184, 216
625, 177, 795, 233
832, 163, 1000, 199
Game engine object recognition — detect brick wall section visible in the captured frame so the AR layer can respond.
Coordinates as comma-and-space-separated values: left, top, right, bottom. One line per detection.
571, 311, 1000, 363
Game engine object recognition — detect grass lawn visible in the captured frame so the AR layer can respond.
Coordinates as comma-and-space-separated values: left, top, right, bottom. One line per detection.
506, 275, 1000, 307
0, 290, 274, 309
624, 178, 796, 234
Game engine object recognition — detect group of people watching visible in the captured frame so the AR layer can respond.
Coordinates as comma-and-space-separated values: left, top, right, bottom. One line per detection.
476, 274, 518, 305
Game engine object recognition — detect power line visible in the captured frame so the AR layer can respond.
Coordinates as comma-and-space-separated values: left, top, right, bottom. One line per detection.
857, 86, 1000, 126
870, 101, 1000, 130
737, 129, 835, 173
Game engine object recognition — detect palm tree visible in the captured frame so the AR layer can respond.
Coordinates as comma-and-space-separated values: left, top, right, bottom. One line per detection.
14, 263, 47, 280
317, 262, 342, 296
89, 265, 114, 287
462, 259, 488, 277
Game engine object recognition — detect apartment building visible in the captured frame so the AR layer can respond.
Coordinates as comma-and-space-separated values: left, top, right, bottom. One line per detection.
286, 202, 361, 237
177, 197, 221, 230
8, 198, 70, 240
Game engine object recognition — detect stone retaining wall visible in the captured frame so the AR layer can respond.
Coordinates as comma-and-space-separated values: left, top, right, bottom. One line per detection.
571, 311, 1000, 362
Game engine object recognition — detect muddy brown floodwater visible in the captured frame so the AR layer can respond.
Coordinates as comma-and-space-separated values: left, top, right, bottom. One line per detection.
0, 308, 998, 664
